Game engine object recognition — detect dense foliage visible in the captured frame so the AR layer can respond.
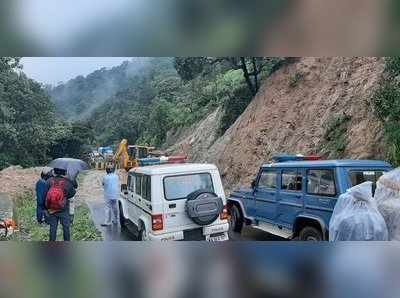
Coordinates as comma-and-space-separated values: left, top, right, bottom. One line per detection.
0, 58, 55, 168
371, 57, 400, 165
0, 58, 94, 170
82, 57, 283, 147
319, 113, 351, 158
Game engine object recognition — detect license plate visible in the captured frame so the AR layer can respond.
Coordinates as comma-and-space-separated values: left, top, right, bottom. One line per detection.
206, 233, 227, 242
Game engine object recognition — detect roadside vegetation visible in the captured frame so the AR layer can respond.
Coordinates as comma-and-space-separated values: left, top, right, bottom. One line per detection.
371, 57, 400, 165
319, 113, 351, 158
5, 191, 101, 241
0, 58, 94, 171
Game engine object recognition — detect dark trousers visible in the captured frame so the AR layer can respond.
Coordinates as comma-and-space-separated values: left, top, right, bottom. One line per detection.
47, 211, 71, 241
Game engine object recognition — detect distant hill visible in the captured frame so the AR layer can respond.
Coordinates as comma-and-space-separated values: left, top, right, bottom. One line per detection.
48, 58, 152, 120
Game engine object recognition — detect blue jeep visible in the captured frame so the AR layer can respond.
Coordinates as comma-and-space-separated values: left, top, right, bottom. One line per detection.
227, 156, 392, 240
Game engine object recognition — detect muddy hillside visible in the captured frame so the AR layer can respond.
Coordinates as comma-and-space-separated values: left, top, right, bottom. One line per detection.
168, 57, 386, 191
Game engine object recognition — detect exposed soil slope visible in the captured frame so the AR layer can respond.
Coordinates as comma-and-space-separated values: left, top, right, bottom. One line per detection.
168, 57, 386, 191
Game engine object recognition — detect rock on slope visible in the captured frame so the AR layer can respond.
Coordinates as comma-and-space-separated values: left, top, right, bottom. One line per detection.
168, 57, 386, 191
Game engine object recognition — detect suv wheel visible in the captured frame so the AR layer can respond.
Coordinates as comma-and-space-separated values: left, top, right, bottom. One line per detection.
138, 227, 149, 241
229, 205, 243, 234
119, 203, 126, 228
299, 226, 323, 241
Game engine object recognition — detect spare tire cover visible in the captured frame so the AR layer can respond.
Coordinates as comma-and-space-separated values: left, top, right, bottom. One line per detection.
186, 190, 223, 226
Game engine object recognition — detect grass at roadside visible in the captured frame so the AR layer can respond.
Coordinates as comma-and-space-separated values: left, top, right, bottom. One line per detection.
6, 191, 102, 241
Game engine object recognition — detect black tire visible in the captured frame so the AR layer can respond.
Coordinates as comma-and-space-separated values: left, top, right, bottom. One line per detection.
138, 229, 144, 241
299, 226, 323, 241
119, 203, 127, 228
229, 205, 243, 233
138, 226, 148, 241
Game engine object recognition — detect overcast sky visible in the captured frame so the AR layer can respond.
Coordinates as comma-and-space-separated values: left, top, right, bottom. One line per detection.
21, 57, 131, 85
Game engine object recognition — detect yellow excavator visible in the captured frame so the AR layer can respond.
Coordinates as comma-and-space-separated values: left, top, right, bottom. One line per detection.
113, 139, 155, 171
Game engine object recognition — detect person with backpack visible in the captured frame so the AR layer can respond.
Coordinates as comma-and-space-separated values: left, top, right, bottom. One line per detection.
101, 166, 120, 227
35, 169, 52, 224
43, 168, 76, 241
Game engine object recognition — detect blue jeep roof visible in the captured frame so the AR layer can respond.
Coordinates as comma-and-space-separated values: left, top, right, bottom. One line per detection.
262, 159, 392, 169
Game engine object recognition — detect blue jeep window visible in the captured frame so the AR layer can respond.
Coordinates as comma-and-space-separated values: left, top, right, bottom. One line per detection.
282, 170, 302, 191
349, 170, 385, 187
258, 171, 277, 189
307, 169, 336, 196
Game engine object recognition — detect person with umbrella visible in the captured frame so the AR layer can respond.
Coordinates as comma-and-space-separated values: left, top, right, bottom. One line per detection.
45, 158, 89, 241
48, 158, 89, 224
43, 168, 77, 241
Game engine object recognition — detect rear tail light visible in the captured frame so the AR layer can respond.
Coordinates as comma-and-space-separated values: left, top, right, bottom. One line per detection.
152, 214, 164, 231
220, 205, 229, 220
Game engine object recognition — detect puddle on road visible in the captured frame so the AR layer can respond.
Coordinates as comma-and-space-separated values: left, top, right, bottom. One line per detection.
0, 193, 13, 219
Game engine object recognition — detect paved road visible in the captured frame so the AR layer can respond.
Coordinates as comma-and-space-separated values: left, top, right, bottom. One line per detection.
77, 171, 132, 240
81, 170, 286, 241
230, 226, 286, 241
86, 200, 133, 241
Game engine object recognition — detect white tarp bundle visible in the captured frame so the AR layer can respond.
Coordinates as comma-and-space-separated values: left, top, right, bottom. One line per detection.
329, 181, 389, 241
375, 168, 400, 241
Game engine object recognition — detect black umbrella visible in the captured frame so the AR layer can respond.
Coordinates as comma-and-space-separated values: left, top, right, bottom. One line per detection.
48, 158, 90, 181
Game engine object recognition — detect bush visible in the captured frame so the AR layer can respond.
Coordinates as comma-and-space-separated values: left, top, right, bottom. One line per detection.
9, 191, 101, 241
288, 71, 303, 88
371, 57, 400, 165
320, 113, 351, 158
386, 57, 400, 77
218, 85, 252, 135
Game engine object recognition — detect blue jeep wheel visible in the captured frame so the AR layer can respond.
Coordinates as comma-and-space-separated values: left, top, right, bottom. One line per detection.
229, 205, 243, 233
299, 226, 323, 241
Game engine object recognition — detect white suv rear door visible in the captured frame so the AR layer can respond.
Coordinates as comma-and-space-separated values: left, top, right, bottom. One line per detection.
161, 172, 217, 230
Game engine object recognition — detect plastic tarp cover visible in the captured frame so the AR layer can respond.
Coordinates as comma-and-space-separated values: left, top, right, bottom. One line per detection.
329, 181, 388, 241
375, 168, 400, 241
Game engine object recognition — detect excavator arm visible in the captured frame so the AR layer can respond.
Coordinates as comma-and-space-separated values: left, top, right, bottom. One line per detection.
113, 139, 129, 170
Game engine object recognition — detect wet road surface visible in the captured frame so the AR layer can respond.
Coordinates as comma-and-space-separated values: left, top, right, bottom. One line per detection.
86, 200, 133, 241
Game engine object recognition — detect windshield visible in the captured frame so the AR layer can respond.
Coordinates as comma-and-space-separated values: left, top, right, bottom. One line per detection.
348, 170, 386, 187
164, 173, 214, 200
137, 148, 148, 159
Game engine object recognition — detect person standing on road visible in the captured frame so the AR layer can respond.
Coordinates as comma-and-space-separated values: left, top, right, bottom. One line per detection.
68, 177, 78, 225
35, 169, 52, 224
43, 168, 76, 241
101, 166, 120, 227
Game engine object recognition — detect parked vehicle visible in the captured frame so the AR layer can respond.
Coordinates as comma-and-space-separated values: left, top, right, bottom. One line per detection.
227, 155, 392, 241
113, 139, 156, 171
118, 163, 229, 241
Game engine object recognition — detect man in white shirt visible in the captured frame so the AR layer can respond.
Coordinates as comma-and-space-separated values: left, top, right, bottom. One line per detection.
101, 166, 120, 226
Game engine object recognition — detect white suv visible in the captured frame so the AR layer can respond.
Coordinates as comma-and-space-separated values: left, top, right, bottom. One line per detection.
118, 163, 229, 241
